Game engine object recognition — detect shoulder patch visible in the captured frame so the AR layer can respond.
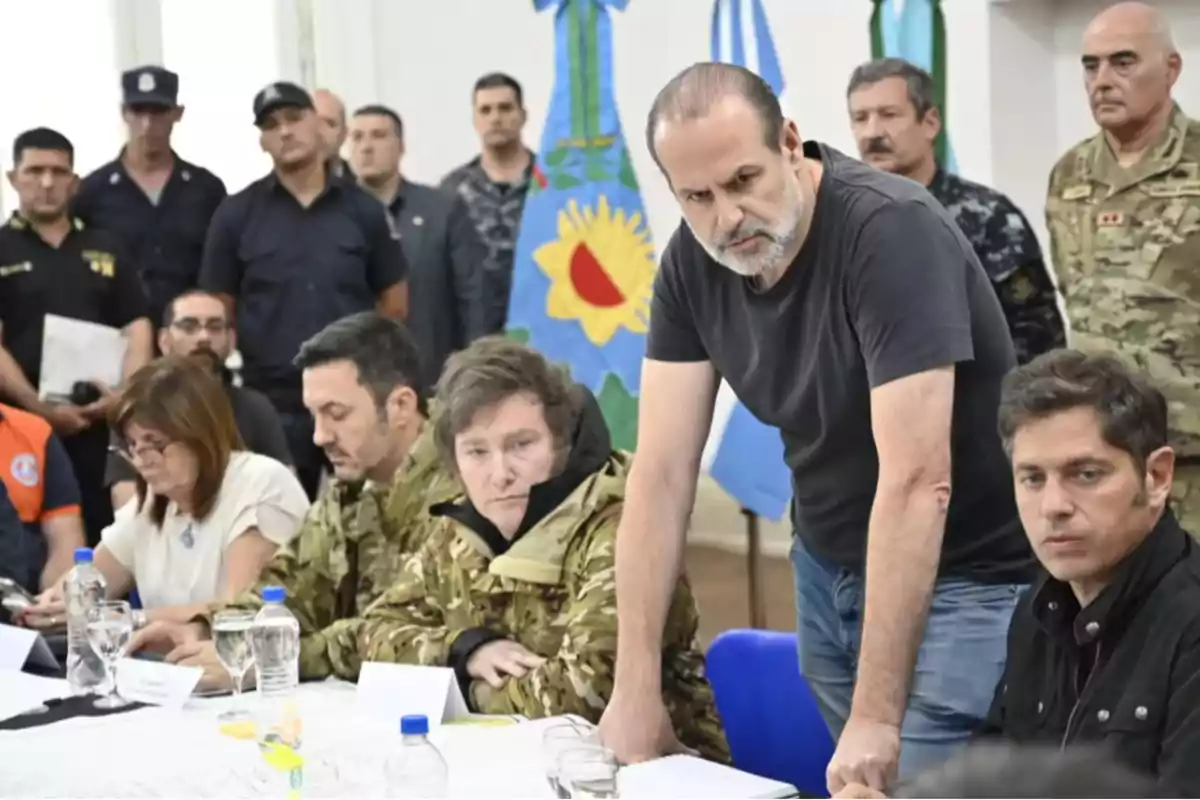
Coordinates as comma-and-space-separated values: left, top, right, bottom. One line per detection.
10, 453, 38, 488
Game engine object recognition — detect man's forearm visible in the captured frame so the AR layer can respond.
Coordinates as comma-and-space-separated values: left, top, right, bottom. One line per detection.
0, 347, 45, 412
613, 464, 693, 693
852, 481, 948, 726
41, 548, 74, 590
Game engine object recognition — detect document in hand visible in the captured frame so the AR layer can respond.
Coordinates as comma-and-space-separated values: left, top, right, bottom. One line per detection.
39, 314, 127, 402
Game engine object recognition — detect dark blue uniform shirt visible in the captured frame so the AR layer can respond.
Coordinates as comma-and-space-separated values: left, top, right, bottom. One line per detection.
73, 152, 226, 328
198, 173, 408, 410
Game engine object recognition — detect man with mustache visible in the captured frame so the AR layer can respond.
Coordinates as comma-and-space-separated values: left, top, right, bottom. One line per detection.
104, 290, 292, 511
1045, 1, 1200, 539
847, 58, 1064, 365
599, 62, 1033, 795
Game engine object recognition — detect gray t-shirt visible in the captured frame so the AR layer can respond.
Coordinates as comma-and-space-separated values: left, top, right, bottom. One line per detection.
646, 142, 1033, 582
105, 383, 293, 486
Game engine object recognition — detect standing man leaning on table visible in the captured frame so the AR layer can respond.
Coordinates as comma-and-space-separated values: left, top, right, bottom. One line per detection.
597, 63, 1035, 793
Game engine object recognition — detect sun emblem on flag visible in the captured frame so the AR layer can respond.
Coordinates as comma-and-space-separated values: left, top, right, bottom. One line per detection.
534, 195, 654, 347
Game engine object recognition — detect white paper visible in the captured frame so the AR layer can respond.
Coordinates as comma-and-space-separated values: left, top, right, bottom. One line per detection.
619, 754, 797, 799
355, 661, 471, 727
0, 623, 37, 670
114, 657, 202, 709
39, 314, 127, 401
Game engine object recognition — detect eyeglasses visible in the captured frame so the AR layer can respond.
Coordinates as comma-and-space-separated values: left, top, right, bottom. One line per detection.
108, 440, 173, 463
170, 318, 229, 335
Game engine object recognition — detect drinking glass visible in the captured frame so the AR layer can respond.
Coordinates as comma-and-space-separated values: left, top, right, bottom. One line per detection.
558, 744, 619, 799
542, 719, 598, 798
84, 600, 133, 709
212, 609, 257, 725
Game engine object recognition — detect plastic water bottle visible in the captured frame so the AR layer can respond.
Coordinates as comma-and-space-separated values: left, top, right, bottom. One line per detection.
249, 586, 302, 791
64, 547, 107, 695
384, 715, 449, 798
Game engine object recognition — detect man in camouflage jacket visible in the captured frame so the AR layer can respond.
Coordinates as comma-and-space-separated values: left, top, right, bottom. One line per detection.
309, 386, 729, 763
1046, 4, 1200, 533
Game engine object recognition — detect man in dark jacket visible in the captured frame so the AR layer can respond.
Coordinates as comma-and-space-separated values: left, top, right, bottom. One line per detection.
983, 349, 1200, 795
349, 104, 486, 390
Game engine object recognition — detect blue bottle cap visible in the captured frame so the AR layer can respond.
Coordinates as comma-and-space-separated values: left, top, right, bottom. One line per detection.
73, 547, 93, 563
261, 585, 286, 604
400, 714, 429, 735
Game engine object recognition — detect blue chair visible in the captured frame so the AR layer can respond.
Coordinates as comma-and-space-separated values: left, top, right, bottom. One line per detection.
706, 628, 835, 797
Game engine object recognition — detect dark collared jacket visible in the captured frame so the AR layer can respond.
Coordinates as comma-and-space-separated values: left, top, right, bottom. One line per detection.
385, 181, 486, 390
981, 509, 1200, 795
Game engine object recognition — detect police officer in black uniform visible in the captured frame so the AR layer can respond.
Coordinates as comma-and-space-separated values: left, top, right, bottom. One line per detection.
199, 82, 409, 499
0, 128, 153, 544
73, 65, 226, 332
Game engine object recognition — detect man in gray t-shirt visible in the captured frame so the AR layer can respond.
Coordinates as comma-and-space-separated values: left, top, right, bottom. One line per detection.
106, 291, 292, 510
599, 63, 1032, 794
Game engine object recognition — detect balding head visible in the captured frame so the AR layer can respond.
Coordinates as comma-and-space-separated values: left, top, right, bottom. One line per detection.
1081, 2, 1181, 135
313, 88, 348, 162
646, 62, 784, 169
1086, 2, 1176, 55
645, 62, 812, 283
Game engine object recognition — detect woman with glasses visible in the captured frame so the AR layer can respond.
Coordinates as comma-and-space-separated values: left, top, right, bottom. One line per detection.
22, 356, 309, 629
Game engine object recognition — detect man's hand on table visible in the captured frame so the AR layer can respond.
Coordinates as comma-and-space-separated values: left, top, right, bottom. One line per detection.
833, 781, 889, 799
598, 689, 695, 765
826, 716, 901, 796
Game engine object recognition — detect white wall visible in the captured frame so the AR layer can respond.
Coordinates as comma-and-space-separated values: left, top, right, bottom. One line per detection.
0, 0, 125, 215
311, 0, 1002, 259
0, 0, 307, 212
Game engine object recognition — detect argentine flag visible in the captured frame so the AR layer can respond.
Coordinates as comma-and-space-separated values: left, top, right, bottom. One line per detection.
701, 0, 792, 522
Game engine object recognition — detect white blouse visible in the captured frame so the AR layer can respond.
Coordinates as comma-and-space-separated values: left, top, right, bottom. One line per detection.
101, 452, 309, 610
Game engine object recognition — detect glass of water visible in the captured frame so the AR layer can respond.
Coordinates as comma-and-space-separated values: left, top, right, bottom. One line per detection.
213, 609, 257, 724
85, 600, 133, 709
558, 744, 619, 799
542, 720, 599, 798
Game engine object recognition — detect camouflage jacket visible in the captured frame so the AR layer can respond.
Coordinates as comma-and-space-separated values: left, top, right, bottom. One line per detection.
1046, 105, 1200, 455
221, 421, 459, 632
927, 169, 1066, 364
308, 452, 730, 763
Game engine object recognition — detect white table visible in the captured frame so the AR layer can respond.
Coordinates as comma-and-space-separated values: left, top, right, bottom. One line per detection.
0, 677, 795, 799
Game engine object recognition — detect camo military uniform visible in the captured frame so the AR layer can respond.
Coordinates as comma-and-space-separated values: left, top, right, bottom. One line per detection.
927, 169, 1066, 364
1046, 105, 1200, 536
313, 452, 730, 763
222, 421, 460, 636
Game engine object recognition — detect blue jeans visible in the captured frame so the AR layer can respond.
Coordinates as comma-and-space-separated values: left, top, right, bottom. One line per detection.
790, 538, 1024, 781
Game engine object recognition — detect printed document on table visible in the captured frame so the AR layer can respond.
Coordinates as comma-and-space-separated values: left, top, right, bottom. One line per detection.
39, 314, 127, 401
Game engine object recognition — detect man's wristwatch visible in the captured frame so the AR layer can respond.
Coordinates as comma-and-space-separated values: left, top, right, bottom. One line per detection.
132, 609, 148, 630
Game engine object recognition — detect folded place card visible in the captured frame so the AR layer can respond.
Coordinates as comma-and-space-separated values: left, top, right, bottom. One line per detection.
114, 657, 202, 709
0, 624, 57, 671
355, 662, 471, 728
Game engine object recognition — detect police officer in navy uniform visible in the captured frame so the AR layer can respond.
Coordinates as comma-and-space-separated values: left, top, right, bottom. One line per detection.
73, 65, 226, 332
199, 82, 408, 499
0, 128, 153, 544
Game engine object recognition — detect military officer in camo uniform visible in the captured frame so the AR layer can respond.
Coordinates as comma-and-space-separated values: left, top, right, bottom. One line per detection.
1046, 3, 1200, 535
847, 57, 1065, 364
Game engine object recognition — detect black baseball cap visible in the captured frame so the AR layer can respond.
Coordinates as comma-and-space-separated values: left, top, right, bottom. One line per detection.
122, 66, 179, 108
253, 82, 314, 126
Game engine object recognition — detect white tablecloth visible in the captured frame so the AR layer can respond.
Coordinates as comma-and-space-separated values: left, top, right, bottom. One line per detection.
0, 678, 795, 799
